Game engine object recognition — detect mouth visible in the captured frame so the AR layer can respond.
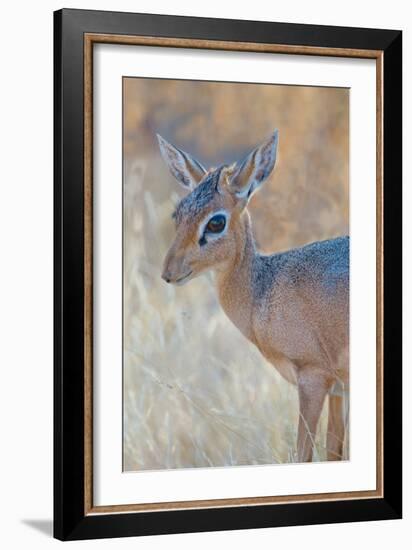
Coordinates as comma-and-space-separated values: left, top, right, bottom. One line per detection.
175, 271, 193, 286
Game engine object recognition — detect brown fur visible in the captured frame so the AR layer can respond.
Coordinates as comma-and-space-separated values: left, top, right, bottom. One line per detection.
158, 132, 349, 462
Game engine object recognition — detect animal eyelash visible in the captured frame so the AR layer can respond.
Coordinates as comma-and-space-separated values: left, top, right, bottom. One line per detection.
198, 212, 228, 246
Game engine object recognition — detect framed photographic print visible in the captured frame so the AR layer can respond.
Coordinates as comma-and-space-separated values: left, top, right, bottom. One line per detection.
54, 8, 402, 541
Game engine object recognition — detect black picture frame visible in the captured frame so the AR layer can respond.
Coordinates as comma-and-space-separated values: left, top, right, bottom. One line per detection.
54, 8, 402, 541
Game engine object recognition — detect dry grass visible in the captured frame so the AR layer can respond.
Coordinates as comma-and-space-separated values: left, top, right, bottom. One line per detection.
123, 78, 349, 471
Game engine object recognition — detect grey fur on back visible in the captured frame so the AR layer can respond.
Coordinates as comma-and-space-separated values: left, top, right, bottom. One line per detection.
252, 236, 349, 302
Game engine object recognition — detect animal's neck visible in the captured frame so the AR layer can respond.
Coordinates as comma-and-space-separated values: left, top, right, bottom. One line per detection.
215, 210, 259, 341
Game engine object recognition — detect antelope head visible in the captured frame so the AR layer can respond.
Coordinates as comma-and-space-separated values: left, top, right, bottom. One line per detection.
157, 131, 279, 285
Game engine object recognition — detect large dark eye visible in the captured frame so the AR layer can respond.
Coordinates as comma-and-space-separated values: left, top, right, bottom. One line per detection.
206, 214, 226, 234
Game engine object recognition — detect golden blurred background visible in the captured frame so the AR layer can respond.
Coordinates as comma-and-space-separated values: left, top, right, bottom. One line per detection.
123, 77, 349, 471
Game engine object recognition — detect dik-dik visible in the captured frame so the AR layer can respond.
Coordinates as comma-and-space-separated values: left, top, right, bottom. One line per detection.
158, 130, 349, 463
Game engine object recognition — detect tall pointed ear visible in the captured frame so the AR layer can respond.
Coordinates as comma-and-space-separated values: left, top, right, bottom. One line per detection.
157, 134, 207, 191
227, 130, 278, 200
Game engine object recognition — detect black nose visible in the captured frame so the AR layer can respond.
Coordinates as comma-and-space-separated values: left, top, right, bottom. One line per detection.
162, 271, 171, 283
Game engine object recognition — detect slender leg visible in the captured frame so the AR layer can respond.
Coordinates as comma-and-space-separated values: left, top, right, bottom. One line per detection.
327, 394, 345, 461
297, 370, 329, 462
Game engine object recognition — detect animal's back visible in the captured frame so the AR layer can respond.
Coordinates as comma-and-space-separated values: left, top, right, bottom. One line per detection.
253, 236, 349, 299
252, 236, 349, 372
